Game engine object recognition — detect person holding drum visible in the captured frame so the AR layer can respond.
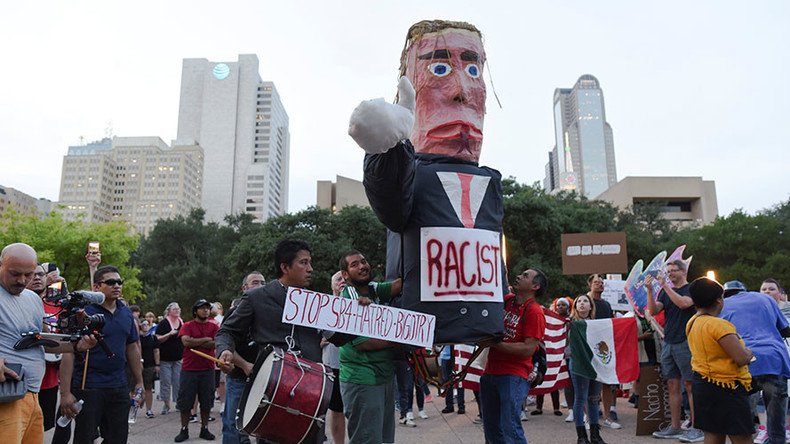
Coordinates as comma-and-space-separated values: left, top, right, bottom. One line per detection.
337, 250, 402, 444
216, 239, 326, 444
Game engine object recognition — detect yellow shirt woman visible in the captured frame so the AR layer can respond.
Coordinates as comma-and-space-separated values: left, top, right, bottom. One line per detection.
685, 314, 751, 391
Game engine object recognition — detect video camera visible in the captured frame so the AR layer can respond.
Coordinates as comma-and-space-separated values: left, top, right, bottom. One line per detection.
14, 282, 115, 357
44, 282, 107, 335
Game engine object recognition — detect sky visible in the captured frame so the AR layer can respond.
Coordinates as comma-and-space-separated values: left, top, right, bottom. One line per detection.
1, 1, 788, 217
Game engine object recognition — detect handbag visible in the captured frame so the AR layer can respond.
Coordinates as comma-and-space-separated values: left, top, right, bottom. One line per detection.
0, 362, 26, 403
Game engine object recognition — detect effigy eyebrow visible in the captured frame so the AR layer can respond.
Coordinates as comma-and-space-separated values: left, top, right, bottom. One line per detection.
418, 49, 450, 60
460, 51, 479, 61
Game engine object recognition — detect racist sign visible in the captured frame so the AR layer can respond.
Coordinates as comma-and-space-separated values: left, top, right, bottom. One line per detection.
561, 232, 628, 275
420, 226, 504, 302
282, 287, 436, 348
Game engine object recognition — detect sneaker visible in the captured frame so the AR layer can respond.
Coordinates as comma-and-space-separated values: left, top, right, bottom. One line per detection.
525, 395, 536, 406
145, 410, 155, 419
652, 425, 684, 439
754, 425, 768, 444
161, 405, 170, 415
530, 409, 543, 415
424, 394, 433, 403
441, 406, 454, 414
602, 418, 622, 430
199, 427, 216, 440
418, 410, 428, 419
208, 416, 216, 422
681, 418, 692, 431
565, 411, 574, 422
473, 415, 483, 425
784, 425, 790, 444
561, 400, 568, 408
679, 427, 704, 443
189, 414, 198, 423
399, 416, 416, 427
174, 427, 189, 443
520, 410, 529, 421
609, 409, 619, 421
457, 407, 465, 414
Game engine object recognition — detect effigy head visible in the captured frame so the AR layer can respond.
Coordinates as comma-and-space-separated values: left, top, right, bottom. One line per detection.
400, 20, 486, 163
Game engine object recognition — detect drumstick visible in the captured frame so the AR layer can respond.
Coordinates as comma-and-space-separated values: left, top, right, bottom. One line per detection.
189, 348, 227, 366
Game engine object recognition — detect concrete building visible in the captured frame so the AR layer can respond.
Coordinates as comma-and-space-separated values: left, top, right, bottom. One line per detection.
176, 54, 289, 223
58, 136, 203, 235
316, 175, 369, 212
0, 185, 43, 217
543, 74, 617, 198
596, 176, 718, 225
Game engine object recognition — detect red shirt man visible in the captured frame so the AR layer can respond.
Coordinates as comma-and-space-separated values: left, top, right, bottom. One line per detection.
481, 268, 547, 444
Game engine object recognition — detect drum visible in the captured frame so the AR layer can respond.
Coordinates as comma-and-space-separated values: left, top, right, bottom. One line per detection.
237, 346, 333, 444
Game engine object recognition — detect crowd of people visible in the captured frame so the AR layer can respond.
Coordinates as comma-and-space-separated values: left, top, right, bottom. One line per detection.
1, 239, 788, 444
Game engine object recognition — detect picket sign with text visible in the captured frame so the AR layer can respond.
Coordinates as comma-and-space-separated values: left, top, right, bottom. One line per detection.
281, 287, 436, 348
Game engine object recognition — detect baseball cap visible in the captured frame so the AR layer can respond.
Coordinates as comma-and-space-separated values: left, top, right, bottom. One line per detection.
723, 280, 747, 297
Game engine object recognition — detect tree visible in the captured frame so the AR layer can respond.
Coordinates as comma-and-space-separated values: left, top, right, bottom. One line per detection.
0, 208, 141, 299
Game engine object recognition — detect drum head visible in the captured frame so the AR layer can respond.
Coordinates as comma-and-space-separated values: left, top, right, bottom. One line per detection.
242, 349, 277, 427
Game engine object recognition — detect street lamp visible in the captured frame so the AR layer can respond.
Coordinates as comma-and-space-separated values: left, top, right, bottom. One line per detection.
706, 270, 716, 281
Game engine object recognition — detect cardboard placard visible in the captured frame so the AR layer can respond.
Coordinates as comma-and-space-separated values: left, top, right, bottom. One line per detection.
282, 287, 436, 348
561, 232, 628, 275
636, 363, 672, 435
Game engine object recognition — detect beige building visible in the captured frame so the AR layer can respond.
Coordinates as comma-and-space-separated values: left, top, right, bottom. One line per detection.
316, 175, 369, 212
0, 185, 48, 217
596, 176, 718, 225
59, 136, 203, 235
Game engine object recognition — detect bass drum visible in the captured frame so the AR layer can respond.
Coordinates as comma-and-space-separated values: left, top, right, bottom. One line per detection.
236, 346, 333, 444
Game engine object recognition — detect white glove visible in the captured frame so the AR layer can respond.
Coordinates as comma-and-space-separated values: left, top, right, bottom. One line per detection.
348, 76, 415, 154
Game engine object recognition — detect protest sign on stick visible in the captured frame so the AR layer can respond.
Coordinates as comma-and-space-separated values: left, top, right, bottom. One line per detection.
282, 287, 436, 348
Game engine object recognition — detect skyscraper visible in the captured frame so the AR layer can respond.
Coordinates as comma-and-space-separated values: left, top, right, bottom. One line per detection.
176, 54, 290, 223
58, 136, 203, 235
543, 74, 616, 198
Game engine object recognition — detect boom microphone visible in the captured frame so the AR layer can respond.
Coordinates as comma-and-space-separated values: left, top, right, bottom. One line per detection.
71, 291, 106, 305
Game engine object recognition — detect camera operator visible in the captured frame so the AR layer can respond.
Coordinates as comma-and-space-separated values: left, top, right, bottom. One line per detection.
0, 243, 96, 443
59, 265, 143, 444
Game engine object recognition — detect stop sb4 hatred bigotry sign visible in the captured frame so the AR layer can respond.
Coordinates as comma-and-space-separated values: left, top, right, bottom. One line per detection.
282, 287, 436, 348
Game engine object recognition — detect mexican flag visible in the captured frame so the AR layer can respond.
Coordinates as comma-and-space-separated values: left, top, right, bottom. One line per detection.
568, 317, 639, 384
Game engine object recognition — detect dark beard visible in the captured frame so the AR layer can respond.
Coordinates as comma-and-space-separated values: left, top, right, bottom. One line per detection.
348, 275, 373, 288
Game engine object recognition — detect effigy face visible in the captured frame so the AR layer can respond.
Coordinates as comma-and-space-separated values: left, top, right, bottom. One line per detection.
404, 28, 486, 163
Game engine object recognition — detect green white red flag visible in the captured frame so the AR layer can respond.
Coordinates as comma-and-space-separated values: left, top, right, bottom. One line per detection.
569, 317, 638, 384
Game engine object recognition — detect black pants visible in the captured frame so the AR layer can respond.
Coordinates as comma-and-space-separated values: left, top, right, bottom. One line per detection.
72, 387, 130, 444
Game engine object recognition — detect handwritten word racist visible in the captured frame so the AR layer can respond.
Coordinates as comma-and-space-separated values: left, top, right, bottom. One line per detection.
282, 288, 435, 348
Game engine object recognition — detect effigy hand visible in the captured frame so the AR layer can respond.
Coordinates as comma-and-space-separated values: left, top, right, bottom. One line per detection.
348, 76, 415, 154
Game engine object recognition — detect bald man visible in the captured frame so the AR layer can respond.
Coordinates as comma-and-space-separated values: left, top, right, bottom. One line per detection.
0, 243, 96, 444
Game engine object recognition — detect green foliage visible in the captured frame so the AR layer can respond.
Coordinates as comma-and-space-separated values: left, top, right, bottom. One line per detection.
0, 208, 141, 299
228, 205, 387, 296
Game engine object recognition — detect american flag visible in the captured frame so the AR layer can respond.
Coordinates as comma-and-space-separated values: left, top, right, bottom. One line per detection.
454, 307, 570, 394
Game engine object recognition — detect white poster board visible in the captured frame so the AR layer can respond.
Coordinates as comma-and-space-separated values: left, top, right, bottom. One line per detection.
282, 287, 435, 348
602, 279, 632, 311
420, 226, 504, 302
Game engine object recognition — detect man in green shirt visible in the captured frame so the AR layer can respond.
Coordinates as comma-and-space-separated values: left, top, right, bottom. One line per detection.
338, 250, 402, 444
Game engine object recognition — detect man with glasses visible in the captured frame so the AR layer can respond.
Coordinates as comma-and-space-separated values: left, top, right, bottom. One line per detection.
59, 265, 143, 444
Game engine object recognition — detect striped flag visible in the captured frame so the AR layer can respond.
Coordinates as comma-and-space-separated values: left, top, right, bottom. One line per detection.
454, 308, 572, 393
530, 308, 571, 395
568, 317, 639, 384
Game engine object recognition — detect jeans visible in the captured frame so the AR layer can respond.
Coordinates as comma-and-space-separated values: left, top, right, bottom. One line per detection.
440, 358, 465, 409
750, 374, 788, 444
570, 371, 602, 427
480, 374, 530, 444
394, 360, 423, 415
223, 376, 246, 444
159, 360, 181, 404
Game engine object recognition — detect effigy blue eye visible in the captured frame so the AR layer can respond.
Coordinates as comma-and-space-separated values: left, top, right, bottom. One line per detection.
465, 64, 480, 78
428, 62, 452, 77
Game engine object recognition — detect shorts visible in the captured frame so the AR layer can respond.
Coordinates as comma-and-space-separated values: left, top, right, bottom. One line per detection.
692, 373, 754, 436
142, 367, 156, 390
328, 368, 343, 413
177, 370, 215, 412
660, 340, 693, 382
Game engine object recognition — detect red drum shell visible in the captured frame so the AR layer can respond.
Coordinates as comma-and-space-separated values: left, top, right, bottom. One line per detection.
237, 346, 332, 444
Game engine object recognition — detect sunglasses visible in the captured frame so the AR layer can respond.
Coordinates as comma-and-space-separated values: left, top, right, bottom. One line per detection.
100, 279, 124, 286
